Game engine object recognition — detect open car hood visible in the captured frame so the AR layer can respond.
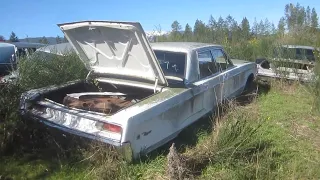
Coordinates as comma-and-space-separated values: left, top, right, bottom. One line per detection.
58, 21, 168, 86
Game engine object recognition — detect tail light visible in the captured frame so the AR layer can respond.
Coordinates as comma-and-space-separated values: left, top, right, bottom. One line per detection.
96, 122, 122, 133
103, 123, 122, 133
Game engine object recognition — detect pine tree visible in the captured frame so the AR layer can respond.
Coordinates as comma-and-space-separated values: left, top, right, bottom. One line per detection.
193, 19, 207, 42
9, 31, 19, 42
39, 36, 49, 44
278, 17, 286, 35
208, 15, 217, 30
285, 3, 298, 30
170, 20, 182, 41
311, 8, 319, 28
56, 35, 62, 44
283, 3, 312, 31
63, 36, 68, 43
215, 16, 227, 43
252, 18, 259, 37
0, 35, 5, 42
183, 24, 192, 41
297, 6, 306, 27
240, 17, 250, 40
306, 6, 311, 26
225, 15, 237, 31
193, 19, 201, 37
171, 20, 181, 32
208, 15, 217, 42
25, 35, 30, 42
263, 18, 272, 35
271, 23, 276, 34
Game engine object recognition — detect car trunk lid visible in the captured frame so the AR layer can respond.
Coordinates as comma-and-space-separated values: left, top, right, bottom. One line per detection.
58, 21, 168, 86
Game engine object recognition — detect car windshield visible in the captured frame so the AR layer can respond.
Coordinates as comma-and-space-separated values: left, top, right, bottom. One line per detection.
154, 50, 186, 80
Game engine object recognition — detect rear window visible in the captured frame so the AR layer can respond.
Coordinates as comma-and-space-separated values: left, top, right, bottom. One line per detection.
274, 47, 315, 61
154, 50, 186, 79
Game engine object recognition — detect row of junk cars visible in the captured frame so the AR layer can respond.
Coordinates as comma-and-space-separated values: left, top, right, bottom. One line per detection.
1, 42, 318, 85
0, 21, 318, 160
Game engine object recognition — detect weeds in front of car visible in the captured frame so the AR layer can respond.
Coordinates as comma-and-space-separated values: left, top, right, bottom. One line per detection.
0, 83, 23, 152
18, 51, 88, 90
0, 51, 87, 156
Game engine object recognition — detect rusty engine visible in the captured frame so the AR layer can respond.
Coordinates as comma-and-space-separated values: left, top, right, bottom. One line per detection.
62, 93, 137, 114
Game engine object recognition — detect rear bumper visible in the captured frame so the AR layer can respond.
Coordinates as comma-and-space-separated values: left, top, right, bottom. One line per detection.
27, 114, 133, 162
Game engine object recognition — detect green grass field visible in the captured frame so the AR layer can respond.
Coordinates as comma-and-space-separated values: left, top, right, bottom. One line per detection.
1, 80, 319, 180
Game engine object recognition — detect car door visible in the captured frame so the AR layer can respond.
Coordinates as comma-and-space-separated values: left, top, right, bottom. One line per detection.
211, 48, 237, 99
194, 49, 223, 111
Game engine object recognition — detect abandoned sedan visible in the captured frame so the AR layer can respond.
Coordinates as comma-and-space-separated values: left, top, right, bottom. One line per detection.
19, 21, 257, 160
256, 45, 317, 82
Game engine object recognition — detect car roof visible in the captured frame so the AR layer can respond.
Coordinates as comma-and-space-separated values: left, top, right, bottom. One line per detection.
9, 42, 46, 48
0, 42, 15, 47
36, 42, 224, 55
36, 42, 74, 55
282, 45, 315, 50
150, 42, 222, 52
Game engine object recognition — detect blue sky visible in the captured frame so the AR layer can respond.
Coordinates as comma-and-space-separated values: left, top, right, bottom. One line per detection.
0, 0, 319, 39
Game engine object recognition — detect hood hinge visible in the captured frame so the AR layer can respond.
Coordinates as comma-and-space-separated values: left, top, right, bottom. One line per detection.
85, 70, 93, 83
153, 77, 159, 93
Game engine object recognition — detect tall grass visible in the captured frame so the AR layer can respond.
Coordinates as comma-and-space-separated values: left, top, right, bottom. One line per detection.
0, 51, 87, 154
0, 83, 23, 152
1, 27, 320, 179
164, 100, 271, 179
224, 36, 277, 61
312, 48, 320, 112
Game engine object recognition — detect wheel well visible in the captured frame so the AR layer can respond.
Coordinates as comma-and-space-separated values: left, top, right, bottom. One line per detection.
242, 73, 255, 94
245, 73, 254, 88
247, 73, 254, 84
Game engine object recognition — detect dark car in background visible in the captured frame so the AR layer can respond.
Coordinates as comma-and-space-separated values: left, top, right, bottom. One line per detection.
0, 42, 17, 75
256, 45, 318, 82
0, 43, 73, 84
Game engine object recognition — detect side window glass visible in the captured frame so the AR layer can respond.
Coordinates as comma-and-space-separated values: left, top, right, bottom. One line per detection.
211, 49, 231, 71
198, 51, 218, 79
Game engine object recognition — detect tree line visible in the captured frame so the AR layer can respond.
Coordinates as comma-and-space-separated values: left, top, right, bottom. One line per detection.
1, 2, 319, 47
0, 32, 68, 44
156, 3, 319, 45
